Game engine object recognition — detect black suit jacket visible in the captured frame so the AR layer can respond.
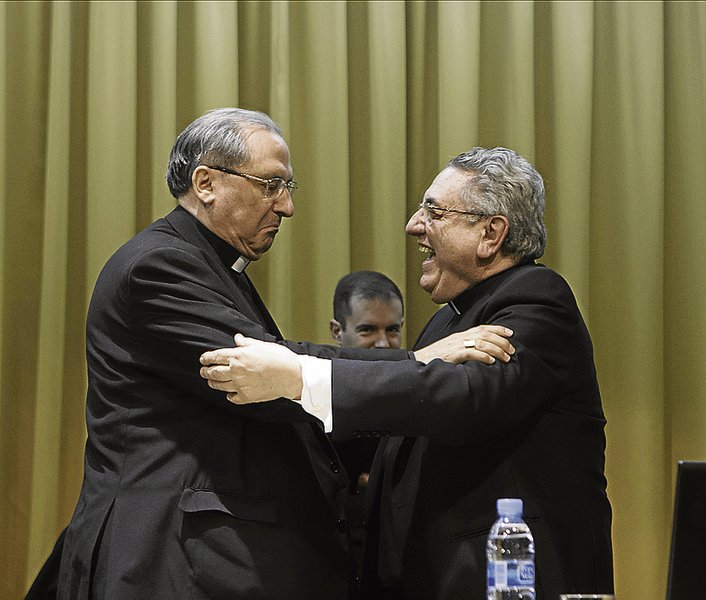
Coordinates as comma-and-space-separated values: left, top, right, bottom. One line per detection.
58, 207, 390, 600
331, 262, 613, 600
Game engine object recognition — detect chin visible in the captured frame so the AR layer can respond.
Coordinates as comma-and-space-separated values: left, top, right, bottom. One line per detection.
424, 279, 453, 304
252, 242, 274, 258
429, 292, 449, 304
419, 275, 436, 296
423, 286, 447, 305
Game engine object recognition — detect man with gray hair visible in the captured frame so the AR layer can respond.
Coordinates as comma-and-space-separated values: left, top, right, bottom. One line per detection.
58, 107, 353, 600
56, 110, 513, 600
201, 147, 614, 599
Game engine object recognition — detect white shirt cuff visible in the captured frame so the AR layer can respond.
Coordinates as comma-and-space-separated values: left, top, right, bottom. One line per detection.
297, 355, 333, 433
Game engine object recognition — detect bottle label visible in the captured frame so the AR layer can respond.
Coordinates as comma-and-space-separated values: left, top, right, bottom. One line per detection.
487, 559, 535, 588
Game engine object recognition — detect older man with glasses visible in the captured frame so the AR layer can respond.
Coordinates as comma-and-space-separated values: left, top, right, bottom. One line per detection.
54, 109, 512, 600
201, 147, 614, 600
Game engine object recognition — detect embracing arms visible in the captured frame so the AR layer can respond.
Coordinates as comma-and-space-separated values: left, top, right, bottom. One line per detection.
199, 325, 515, 404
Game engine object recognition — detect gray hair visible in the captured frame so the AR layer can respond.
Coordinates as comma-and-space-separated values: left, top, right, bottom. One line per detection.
448, 147, 546, 261
166, 108, 282, 199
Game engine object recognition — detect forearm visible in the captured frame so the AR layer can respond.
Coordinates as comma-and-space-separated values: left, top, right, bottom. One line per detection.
329, 346, 559, 445
282, 339, 412, 362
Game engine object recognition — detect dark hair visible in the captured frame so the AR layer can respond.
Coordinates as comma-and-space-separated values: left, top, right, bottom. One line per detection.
449, 146, 546, 261
333, 271, 404, 329
166, 108, 282, 199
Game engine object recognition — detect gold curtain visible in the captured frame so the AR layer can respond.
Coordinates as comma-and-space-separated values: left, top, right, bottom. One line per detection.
1, 1, 705, 598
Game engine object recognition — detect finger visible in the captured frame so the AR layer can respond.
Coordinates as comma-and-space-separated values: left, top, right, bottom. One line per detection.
200, 348, 238, 365
207, 379, 239, 392
473, 324, 514, 338
199, 365, 234, 382
234, 334, 264, 348
464, 348, 495, 365
476, 332, 516, 356
228, 391, 263, 405
472, 338, 512, 363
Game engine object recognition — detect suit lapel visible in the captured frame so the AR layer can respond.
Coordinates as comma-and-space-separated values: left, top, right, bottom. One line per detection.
239, 271, 282, 338
414, 305, 461, 348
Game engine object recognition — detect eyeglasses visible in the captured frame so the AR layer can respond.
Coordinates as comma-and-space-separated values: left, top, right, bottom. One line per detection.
418, 199, 486, 223
204, 165, 298, 198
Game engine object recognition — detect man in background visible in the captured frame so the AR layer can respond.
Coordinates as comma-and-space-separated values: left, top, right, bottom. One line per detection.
329, 271, 405, 577
330, 271, 404, 351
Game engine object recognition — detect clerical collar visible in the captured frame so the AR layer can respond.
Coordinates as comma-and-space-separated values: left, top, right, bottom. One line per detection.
232, 256, 250, 273
176, 205, 249, 273
447, 260, 536, 315
448, 299, 463, 315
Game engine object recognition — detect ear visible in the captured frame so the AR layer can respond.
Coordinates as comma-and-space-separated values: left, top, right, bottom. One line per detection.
191, 165, 217, 205
330, 319, 343, 345
477, 215, 510, 260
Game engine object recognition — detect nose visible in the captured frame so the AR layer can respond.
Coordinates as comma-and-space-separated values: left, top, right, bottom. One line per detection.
372, 334, 391, 349
406, 206, 425, 236
274, 191, 295, 218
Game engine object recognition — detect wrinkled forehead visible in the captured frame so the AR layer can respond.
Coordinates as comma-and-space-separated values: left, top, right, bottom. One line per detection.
424, 167, 472, 205
242, 129, 292, 175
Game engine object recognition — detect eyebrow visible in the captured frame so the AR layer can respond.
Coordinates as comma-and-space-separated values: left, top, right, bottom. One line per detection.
260, 172, 294, 182
354, 322, 402, 331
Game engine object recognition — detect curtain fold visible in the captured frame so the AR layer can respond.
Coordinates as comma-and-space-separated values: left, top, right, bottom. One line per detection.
591, 4, 670, 596
664, 1, 706, 478
1, 2, 704, 598
536, 1, 595, 303
28, 0, 72, 571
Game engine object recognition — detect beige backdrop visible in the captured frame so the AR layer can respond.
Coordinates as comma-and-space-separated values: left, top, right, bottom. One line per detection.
1, 1, 705, 598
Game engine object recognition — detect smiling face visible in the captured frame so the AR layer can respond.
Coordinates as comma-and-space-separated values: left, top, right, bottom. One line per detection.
193, 129, 295, 260
331, 295, 404, 349
406, 167, 487, 303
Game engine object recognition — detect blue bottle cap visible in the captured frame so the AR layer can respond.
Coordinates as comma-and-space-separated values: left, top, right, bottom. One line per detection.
497, 498, 523, 517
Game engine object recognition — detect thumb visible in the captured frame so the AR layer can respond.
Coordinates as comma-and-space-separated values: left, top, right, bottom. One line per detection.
233, 333, 261, 347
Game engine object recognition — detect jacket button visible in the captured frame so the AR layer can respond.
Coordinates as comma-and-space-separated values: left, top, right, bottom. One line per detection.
336, 518, 348, 533
330, 460, 340, 473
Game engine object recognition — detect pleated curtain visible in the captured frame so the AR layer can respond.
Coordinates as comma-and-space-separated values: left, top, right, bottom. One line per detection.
1, 2, 705, 598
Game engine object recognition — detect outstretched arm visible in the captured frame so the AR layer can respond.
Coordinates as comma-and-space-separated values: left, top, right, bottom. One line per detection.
199, 326, 514, 404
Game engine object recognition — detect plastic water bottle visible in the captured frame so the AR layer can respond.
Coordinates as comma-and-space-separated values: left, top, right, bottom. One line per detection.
486, 498, 535, 600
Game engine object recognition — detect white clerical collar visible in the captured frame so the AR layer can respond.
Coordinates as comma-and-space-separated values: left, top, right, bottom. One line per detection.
448, 300, 461, 315
232, 256, 251, 273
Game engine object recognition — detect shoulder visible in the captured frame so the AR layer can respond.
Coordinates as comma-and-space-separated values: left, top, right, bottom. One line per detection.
471, 263, 584, 331
95, 218, 217, 299
494, 262, 575, 302
502, 262, 568, 286
105, 215, 210, 271
116, 217, 196, 259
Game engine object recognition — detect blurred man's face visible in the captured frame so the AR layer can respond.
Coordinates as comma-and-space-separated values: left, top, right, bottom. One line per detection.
204, 129, 295, 260
331, 295, 404, 349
